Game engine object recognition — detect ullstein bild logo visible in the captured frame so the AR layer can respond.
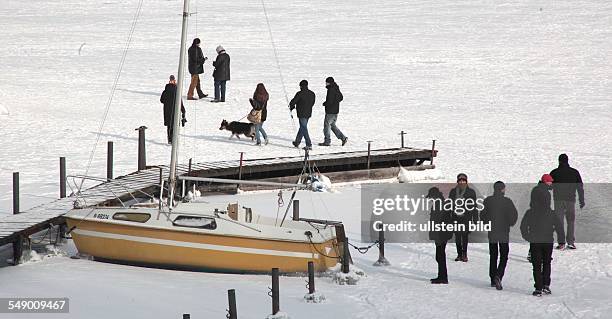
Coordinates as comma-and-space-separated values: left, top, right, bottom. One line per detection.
360, 183, 612, 244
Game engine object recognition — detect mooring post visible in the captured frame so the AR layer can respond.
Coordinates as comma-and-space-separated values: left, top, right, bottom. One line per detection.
59, 157, 66, 198
12, 172, 19, 214
227, 289, 237, 319
238, 152, 245, 180
12, 235, 23, 266
430, 139, 436, 165
374, 229, 390, 266
135, 126, 147, 171
292, 199, 300, 221
188, 158, 192, 175
182, 314, 190, 319
271, 268, 280, 315
341, 238, 350, 274
307, 261, 315, 294
107, 141, 114, 180
400, 130, 406, 149
366, 141, 373, 170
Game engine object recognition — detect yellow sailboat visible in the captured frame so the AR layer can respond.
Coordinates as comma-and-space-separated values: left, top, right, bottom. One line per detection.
64, 0, 345, 273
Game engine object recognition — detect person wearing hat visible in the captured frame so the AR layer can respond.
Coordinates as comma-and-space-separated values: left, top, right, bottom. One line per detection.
480, 181, 518, 290
187, 38, 208, 100
448, 173, 477, 262
549, 153, 585, 250
289, 80, 315, 150
160, 75, 186, 144
520, 174, 562, 297
318, 77, 348, 146
211, 45, 230, 102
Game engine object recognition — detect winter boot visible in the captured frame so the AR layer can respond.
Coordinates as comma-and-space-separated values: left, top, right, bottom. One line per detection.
431, 278, 448, 284
341, 137, 348, 146
567, 244, 576, 250
542, 286, 552, 295
532, 290, 543, 297
318, 142, 330, 146
454, 256, 462, 262
292, 141, 299, 148
493, 276, 503, 290
555, 244, 565, 250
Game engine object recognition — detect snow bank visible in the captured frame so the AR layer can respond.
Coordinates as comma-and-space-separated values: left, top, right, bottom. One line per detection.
311, 173, 332, 192
303, 292, 326, 303
398, 167, 444, 183
329, 264, 366, 285
0, 103, 8, 115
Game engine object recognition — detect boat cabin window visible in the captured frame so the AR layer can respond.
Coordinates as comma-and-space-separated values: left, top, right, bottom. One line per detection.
112, 212, 151, 223
173, 216, 217, 230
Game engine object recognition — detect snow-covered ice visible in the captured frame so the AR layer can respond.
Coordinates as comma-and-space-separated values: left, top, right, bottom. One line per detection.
0, 0, 611, 318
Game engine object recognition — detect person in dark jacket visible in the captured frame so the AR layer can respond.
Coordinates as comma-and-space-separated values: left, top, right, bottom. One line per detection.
550, 153, 585, 250
211, 45, 230, 102
448, 173, 477, 262
249, 83, 269, 146
289, 80, 315, 150
187, 38, 208, 100
480, 181, 518, 290
160, 75, 186, 144
318, 77, 348, 146
427, 187, 453, 284
520, 174, 562, 297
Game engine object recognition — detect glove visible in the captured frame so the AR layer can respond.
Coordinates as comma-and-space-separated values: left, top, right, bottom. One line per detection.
322, 102, 327, 106
288, 104, 295, 111
580, 201, 585, 209
181, 117, 187, 127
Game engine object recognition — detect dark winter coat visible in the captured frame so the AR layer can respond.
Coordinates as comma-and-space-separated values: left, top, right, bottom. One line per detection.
550, 162, 584, 204
448, 186, 478, 227
427, 188, 453, 244
212, 51, 230, 81
289, 88, 315, 119
480, 192, 518, 243
520, 182, 562, 244
250, 97, 268, 122
323, 82, 343, 114
188, 45, 205, 75
160, 83, 186, 127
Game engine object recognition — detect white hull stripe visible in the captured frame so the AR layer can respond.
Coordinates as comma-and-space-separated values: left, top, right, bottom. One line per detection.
73, 229, 319, 259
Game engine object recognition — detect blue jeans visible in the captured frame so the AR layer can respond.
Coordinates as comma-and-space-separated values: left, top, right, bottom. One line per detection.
214, 80, 227, 101
255, 122, 267, 144
323, 113, 345, 144
294, 118, 311, 147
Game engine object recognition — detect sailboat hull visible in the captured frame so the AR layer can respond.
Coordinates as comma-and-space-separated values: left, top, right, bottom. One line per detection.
66, 218, 341, 273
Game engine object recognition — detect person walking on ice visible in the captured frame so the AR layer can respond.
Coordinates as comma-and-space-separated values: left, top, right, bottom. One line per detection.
550, 153, 585, 250
249, 83, 269, 146
160, 75, 186, 144
187, 38, 207, 100
289, 80, 315, 150
318, 77, 348, 146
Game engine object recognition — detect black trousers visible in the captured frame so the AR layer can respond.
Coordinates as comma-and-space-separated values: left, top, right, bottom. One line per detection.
489, 242, 509, 281
435, 241, 448, 280
455, 231, 469, 257
166, 126, 173, 143
530, 243, 553, 290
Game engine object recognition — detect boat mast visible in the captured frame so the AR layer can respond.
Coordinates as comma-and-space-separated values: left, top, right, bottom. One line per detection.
168, 0, 190, 209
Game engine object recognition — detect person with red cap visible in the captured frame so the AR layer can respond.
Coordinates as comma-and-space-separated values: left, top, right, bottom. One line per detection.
520, 174, 562, 297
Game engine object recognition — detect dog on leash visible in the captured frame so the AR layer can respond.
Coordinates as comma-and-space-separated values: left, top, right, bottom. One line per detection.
219, 119, 256, 140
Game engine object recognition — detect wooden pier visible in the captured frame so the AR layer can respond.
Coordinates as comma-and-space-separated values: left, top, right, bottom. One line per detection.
0, 146, 437, 264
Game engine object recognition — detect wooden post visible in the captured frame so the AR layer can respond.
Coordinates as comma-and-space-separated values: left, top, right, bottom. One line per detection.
400, 131, 406, 148
430, 139, 436, 165
12, 235, 23, 266
307, 261, 315, 294
341, 238, 350, 274
188, 158, 192, 175
107, 141, 114, 180
238, 152, 245, 180
292, 200, 300, 221
227, 289, 237, 319
373, 229, 390, 266
59, 157, 66, 198
12, 172, 19, 214
135, 126, 147, 171
366, 141, 373, 170
271, 268, 280, 315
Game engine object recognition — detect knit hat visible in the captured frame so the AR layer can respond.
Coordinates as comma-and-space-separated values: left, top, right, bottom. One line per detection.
541, 174, 554, 183
299, 80, 308, 87
193, 38, 201, 45
169, 75, 175, 81
325, 76, 335, 84
558, 153, 569, 164
493, 181, 505, 192
457, 173, 468, 181
216, 45, 225, 53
